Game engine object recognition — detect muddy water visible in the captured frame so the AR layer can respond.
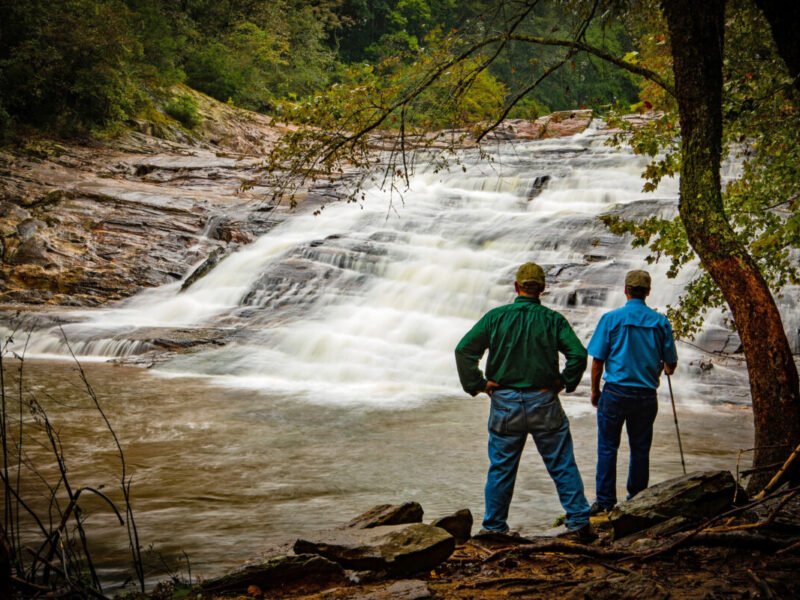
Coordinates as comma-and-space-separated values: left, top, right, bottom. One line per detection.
4, 358, 753, 590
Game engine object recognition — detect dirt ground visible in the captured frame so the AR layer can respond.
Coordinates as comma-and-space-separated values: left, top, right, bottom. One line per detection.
195, 511, 800, 600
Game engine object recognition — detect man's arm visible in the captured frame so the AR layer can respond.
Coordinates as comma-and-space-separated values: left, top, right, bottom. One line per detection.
455, 318, 491, 396
591, 358, 604, 407
662, 318, 678, 376
556, 318, 588, 393
586, 314, 610, 407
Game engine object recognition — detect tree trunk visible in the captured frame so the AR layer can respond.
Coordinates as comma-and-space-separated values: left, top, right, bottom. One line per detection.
660, 0, 800, 491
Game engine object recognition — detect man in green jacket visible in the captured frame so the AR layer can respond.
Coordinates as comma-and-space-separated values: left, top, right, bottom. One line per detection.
455, 262, 592, 538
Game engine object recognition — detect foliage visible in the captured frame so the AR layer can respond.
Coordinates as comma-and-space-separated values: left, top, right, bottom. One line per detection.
164, 95, 202, 129
0, 0, 144, 136
601, 0, 800, 339
0, 0, 641, 138
182, 2, 338, 111
260, 3, 647, 208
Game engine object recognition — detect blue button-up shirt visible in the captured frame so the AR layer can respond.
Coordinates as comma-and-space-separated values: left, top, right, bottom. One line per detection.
587, 299, 678, 390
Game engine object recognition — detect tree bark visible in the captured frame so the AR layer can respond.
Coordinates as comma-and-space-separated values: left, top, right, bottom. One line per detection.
660, 0, 800, 491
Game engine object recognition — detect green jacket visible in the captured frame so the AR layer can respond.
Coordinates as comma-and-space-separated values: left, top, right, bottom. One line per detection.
455, 296, 588, 396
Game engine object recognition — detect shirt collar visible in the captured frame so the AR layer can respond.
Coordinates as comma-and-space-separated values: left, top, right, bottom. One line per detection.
626, 298, 646, 306
514, 296, 541, 305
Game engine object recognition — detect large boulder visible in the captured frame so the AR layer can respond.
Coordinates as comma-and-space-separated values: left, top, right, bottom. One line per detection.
610, 470, 743, 538
294, 522, 455, 573
200, 554, 345, 593
346, 502, 424, 529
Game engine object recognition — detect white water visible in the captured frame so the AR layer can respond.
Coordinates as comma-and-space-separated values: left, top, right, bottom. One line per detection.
2, 124, 782, 408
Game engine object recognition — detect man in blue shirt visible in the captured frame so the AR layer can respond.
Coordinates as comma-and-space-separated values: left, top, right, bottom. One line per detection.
586, 270, 678, 513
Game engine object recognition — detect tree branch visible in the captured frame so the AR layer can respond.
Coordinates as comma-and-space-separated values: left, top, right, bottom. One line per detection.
506, 34, 675, 95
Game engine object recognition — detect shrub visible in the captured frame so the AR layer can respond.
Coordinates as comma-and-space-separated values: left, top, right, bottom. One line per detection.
164, 95, 202, 129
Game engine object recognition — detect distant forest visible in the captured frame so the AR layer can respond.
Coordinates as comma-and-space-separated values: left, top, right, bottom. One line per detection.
0, 0, 640, 138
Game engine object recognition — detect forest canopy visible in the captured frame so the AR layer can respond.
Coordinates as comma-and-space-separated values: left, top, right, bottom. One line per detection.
0, 0, 639, 138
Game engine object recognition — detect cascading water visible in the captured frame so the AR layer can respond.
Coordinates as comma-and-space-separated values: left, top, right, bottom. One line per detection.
3, 123, 771, 407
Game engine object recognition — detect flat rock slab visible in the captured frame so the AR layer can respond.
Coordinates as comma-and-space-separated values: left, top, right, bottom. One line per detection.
200, 554, 344, 593
347, 502, 424, 529
610, 470, 742, 538
294, 523, 455, 573
355, 580, 431, 600
431, 508, 472, 542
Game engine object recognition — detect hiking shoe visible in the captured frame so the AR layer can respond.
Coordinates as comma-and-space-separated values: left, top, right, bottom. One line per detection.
560, 523, 598, 544
588, 502, 613, 516
477, 528, 521, 538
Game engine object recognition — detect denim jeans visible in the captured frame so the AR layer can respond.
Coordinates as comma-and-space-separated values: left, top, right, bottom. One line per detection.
483, 388, 591, 532
595, 382, 659, 509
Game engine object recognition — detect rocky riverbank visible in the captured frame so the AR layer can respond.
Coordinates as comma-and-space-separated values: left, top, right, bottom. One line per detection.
150, 470, 800, 600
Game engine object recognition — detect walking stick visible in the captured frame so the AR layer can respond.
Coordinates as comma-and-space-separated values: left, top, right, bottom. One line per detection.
666, 373, 687, 475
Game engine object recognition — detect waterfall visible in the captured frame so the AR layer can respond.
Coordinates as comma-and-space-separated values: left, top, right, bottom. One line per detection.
3, 124, 792, 407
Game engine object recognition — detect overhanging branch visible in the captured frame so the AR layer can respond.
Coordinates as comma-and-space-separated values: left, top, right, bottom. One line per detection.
507, 33, 675, 96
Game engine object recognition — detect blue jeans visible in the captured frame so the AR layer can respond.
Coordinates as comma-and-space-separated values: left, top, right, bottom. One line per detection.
595, 382, 659, 509
483, 389, 591, 532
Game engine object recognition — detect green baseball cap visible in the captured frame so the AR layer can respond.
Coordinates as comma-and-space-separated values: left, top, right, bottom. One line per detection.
516, 262, 546, 286
625, 269, 652, 288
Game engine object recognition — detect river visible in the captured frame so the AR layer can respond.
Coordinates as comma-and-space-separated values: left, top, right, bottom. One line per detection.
1, 122, 783, 590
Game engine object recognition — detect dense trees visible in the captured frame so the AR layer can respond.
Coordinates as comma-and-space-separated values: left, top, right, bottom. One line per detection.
0, 0, 639, 138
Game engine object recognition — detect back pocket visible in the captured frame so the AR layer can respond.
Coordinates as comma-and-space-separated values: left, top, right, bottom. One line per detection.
488, 396, 526, 435
526, 396, 567, 432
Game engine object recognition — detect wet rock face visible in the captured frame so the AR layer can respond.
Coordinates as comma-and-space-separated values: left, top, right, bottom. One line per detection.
0, 91, 294, 309
293, 523, 456, 573
609, 470, 744, 538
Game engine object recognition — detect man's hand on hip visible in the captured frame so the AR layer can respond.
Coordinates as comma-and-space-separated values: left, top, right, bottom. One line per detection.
484, 381, 500, 396
591, 389, 601, 408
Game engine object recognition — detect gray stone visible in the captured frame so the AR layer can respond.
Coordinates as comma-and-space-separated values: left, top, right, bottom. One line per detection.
200, 553, 345, 593
0, 201, 30, 221
610, 470, 743, 538
431, 509, 473, 542
180, 247, 226, 292
16, 218, 47, 240
347, 502, 424, 529
294, 522, 455, 573
355, 580, 431, 600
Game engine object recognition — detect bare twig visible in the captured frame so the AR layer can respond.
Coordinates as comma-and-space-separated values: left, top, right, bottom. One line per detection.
634, 484, 800, 561
483, 539, 631, 563
60, 327, 146, 592
754, 442, 800, 501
